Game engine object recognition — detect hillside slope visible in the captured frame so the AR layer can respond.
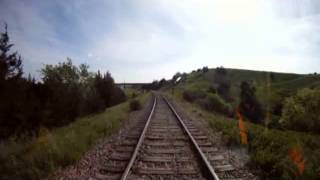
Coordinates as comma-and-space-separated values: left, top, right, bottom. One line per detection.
165, 68, 320, 179
171, 67, 320, 107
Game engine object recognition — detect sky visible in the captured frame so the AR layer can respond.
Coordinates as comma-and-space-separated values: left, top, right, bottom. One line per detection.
0, 0, 320, 82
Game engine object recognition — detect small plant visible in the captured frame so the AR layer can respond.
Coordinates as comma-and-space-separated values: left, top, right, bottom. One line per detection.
129, 99, 141, 111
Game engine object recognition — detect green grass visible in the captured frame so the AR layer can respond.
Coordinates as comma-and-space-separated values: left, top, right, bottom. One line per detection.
0, 93, 150, 180
167, 91, 320, 179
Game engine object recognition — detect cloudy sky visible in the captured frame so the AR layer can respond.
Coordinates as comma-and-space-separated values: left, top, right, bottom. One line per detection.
0, 0, 320, 82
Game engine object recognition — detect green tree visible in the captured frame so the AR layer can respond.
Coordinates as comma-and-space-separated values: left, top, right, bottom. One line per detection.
202, 66, 209, 73
280, 88, 320, 132
0, 24, 22, 81
0, 24, 25, 138
79, 63, 90, 83
41, 58, 80, 84
95, 71, 113, 107
0, 24, 126, 138
239, 81, 264, 123
41, 58, 82, 125
94, 71, 126, 107
159, 78, 167, 87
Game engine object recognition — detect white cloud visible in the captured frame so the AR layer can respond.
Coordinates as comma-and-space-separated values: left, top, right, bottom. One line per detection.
89, 0, 320, 81
0, 0, 80, 78
138, 0, 320, 75
1, 0, 319, 82
91, 21, 185, 64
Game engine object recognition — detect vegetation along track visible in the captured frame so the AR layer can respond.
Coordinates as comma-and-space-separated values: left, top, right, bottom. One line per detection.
96, 94, 253, 180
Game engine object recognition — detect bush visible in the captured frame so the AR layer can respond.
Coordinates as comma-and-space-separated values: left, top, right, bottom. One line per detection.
129, 99, 141, 111
280, 88, 320, 133
197, 104, 320, 179
182, 89, 206, 102
206, 93, 231, 115
246, 124, 320, 179
183, 89, 231, 116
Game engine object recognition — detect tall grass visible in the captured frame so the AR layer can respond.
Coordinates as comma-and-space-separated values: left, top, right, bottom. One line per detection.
0, 93, 149, 180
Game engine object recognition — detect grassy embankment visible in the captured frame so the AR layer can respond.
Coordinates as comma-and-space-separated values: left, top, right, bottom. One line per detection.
165, 68, 320, 179
176, 68, 320, 107
0, 93, 150, 180
167, 90, 320, 179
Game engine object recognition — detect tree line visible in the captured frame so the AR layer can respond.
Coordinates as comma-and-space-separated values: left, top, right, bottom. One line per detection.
0, 25, 126, 139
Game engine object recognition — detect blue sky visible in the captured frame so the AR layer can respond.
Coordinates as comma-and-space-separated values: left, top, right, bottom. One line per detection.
0, 0, 320, 82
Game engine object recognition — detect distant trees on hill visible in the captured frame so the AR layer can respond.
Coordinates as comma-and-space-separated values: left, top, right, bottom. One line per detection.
142, 78, 168, 90
0, 25, 126, 138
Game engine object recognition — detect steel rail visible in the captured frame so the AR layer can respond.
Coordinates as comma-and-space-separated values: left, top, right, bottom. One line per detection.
163, 95, 220, 180
120, 95, 157, 180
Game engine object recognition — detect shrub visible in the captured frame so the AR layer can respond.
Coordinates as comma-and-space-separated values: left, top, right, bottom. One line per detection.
129, 99, 141, 111
206, 93, 231, 115
280, 88, 320, 133
183, 89, 231, 116
182, 89, 206, 102
204, 105, 320, 179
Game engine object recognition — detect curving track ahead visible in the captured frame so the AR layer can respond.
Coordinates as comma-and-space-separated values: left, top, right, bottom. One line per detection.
96, 94, 253, 180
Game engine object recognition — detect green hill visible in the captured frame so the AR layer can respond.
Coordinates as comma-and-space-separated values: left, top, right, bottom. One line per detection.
171, 67, 320, 108
165, 67, 320, 179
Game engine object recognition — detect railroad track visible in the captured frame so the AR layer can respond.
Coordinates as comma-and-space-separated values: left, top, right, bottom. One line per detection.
96, 94, 253, 180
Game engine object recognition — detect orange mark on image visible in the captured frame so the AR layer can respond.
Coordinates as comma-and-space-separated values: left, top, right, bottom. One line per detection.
236, 108, 248, 145
288, 146, 305, 176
